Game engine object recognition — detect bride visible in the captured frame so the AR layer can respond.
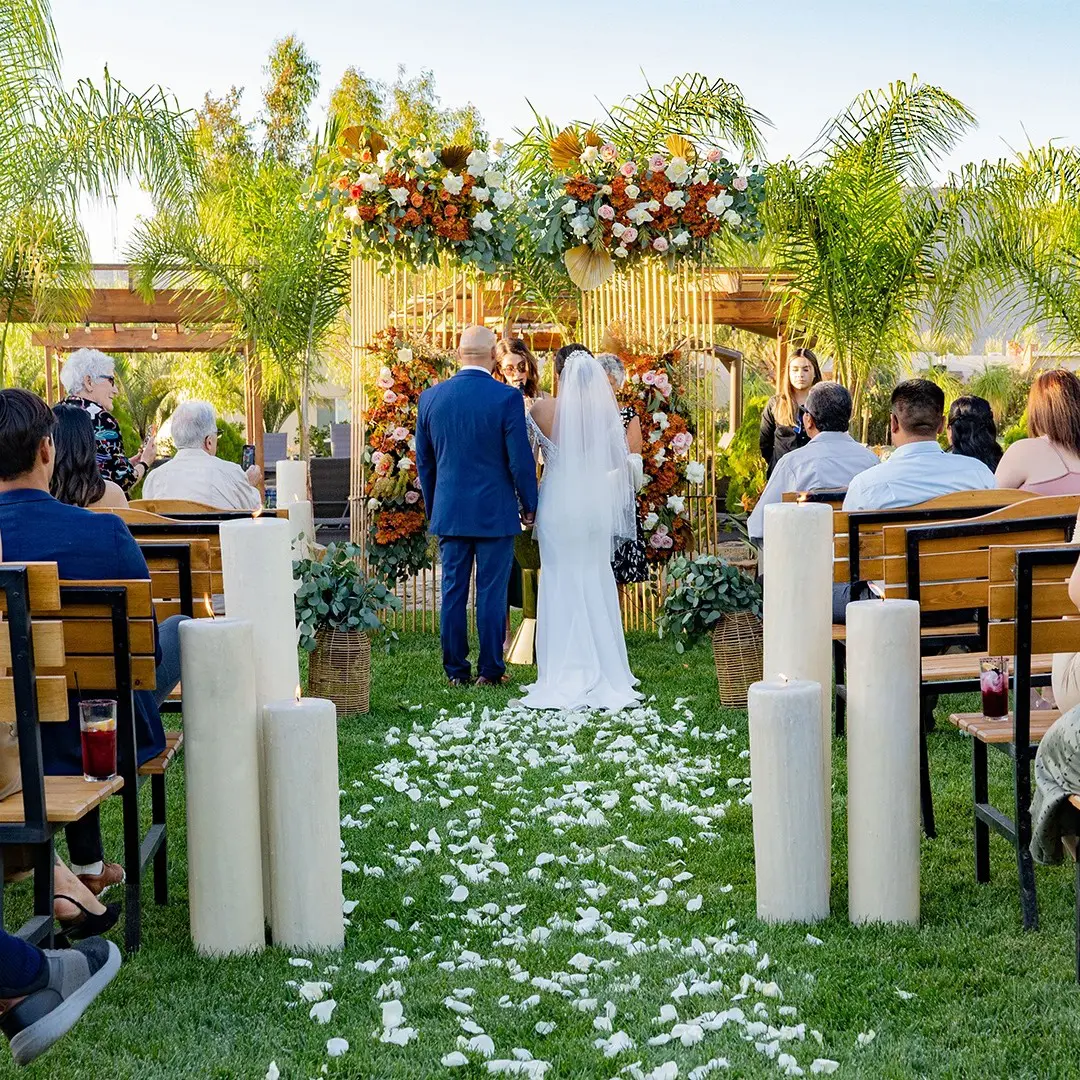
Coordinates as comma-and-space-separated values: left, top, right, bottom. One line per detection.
518, 348, 643, 712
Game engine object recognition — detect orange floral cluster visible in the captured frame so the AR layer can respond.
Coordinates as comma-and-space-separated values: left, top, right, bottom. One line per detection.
374, 509, 427, 545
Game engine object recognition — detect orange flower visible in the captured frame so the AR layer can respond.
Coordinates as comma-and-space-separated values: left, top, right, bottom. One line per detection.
403, 208, 422, 227
409, 191, 424, 208
565, 175, 599, 202
444, 204, 458, 219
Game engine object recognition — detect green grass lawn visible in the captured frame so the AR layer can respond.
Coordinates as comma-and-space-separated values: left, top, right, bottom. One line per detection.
5, 631, 1080, 1078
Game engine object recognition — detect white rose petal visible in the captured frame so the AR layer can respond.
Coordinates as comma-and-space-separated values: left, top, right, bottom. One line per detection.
686, 894, 702, 912
381, 999, 404, 1030
265, 1064, 280, 1080
309, 999, 337, 1024
327, 1038, 349, 1058
856, 1030, 876, 1047
450, 885, 470, 902
810, 1061, 839, 1075
442, 1051, 470, 1067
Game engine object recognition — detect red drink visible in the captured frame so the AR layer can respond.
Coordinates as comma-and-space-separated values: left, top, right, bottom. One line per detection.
980, 663, 1008, 720
81, 724, 116, 781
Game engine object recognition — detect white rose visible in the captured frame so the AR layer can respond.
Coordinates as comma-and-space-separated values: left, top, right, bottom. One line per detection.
367, 498, 380, 511
398, 458, 414, 472
358, 172, 382, 193
652, 411, 670, 430
389, 186, 409, 207
473, 209, 494, 232
663, 190, 686, 209
624, 184, 640, 199
673, 230, 690, 247
648, 429, 662, 443
706, 192, 734, 216
667, 495, 685, 514
643, 512, 659, 531
686, 461, 706, 484
723, 208, 742, 226
343, 205, 361, 223
442, 173, 465, 195
611, 222, 626, 238
397, 348, 413, 363
415, 148, 437, 168
647, 199, 661, 212
579, 145, 600, 166
491, 138, 506, 158
466, 149, 489, 177
376, 149, 392, 171
599, 184, 612, 195
562, 199, 578, 215
614, 246, 629, 258
627, 204, 653, 225
570, 214, 592, 238
473, 186, 490, 203
664, 156, 691, 184
654, 448, 667, 464
408, 437, 416, 451
492, 189, 514, 210
692, 169, 711, 185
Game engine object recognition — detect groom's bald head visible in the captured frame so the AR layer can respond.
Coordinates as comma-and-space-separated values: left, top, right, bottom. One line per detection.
458, 325, 497, 371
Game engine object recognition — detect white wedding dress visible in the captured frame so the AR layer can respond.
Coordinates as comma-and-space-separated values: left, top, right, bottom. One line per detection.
518, 352, 643, 713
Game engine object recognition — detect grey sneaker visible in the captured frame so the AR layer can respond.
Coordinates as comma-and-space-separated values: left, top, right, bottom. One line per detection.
1, 938, 121, 1066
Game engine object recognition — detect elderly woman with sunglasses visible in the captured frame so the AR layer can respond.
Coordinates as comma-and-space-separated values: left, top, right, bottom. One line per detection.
59, 349, 156, 492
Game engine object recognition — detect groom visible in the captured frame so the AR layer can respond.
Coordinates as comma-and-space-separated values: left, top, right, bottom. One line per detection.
416, 326, 539, 685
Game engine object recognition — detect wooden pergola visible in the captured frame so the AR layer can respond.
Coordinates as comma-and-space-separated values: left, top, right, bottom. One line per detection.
19, 265, 266, 468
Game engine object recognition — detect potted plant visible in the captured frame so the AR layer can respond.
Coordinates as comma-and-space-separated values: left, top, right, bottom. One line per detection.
294, 542, 400, 715
658, 553, 764, 707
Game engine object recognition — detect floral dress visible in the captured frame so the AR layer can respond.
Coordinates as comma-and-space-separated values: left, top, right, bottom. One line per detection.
612, 405, 649, 585
63, 396, 140, 492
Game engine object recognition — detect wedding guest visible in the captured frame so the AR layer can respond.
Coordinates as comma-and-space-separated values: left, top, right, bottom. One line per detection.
947, 395, 1003, 472
0, 389, 183, 895
496, 339, 549, 409
1048, 514, 1080, 715
749, 382, 878, 544
597, 352, 648, 584
995, 370, 1080, 494
59, 349, 155, 492
759, 347, 822, 477
843, 380, 997, 511
143, 401, 262, 510
0, 932, 120, 1066
49, 405, 127, 509
1031, 696, 1080, 865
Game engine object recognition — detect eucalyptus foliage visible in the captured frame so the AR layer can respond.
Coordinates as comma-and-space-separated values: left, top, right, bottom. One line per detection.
658, 554, 762, 653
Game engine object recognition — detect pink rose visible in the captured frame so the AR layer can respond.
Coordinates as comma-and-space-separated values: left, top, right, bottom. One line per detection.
642, 370, 657, 386
649, 154, 667, 173
375, 456, 393, 476
706, 148, 722, 163
659, 534, 674, 549
600, 142, 618, 163
671, 432, 693, 453
620, 161, 637, 178
649, 532, 667, 549
405, 490, 420, 505
392, 426, 410, 441
654, 375, 672, 397
732, 175, 748, 192
652, 236, 669, 253
598, 204, 616, 221
383, 390, 397, 404
621, 226, 638, 244
655, 523, 669, 536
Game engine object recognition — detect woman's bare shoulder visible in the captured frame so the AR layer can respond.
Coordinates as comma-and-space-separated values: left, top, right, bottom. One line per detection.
95, 480, 129, 509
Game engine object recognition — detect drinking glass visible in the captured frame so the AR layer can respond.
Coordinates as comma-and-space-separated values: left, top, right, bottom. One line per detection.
79, 700, 117, 782
979, 657, 1009, 720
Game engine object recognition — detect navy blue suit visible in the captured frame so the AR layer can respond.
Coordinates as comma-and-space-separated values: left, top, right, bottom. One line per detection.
416, 368, 538, 681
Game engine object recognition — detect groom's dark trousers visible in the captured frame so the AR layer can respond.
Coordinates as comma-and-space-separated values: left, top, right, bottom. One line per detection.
416, 366, 539, 683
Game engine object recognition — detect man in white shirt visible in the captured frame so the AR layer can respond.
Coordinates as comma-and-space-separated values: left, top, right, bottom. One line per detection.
749, 382, 878, 544
842, 379, 997, 511
144, 401, 263, 510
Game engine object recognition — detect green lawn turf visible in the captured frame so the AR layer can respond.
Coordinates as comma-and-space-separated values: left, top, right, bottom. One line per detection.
4, 631, 1080, 1079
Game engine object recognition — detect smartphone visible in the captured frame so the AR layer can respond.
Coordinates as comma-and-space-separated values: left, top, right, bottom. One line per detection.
241, 444, 256, 471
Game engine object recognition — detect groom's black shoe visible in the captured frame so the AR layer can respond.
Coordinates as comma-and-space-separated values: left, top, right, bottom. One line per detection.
448, 676, 472, 687
475, 675, 507, 686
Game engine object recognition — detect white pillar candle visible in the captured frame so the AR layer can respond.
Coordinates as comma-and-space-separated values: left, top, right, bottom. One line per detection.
179, 618, 264, 955
287, 500, 315, 559
276, 459, 308, 507
762, 502, 834, 859
846, 599, 921, 925
264, 696, 343, 951
220, 517, 301, 916
748, 679, 830, 923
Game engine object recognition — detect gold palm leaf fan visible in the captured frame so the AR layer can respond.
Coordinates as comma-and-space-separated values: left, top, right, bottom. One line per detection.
367, 131, 388, 156
564, 244, 615, 291
439, 144, 470, 171
665, 134, 696, 162
599, 321, 629, 355
338, 126, 364, 158
583, 129, 603, 147
549, 128, 584, 171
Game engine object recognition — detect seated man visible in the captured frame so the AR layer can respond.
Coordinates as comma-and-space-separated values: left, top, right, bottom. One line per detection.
0, 389, 183, 894
843, 379, 997, 511
748, 381, 878, 545
143, 401, 262, 510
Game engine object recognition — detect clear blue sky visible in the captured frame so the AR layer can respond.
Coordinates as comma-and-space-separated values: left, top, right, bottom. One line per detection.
52, 0, 1079, 259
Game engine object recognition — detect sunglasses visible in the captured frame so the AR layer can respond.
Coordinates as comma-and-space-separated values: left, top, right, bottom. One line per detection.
501, 360, 529, 373
95, 374, 116, 386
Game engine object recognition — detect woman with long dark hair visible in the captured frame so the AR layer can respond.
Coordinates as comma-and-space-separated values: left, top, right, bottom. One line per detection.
49, 404, 127, 509
946, 396, 1003, 472
759, 347, 822, 477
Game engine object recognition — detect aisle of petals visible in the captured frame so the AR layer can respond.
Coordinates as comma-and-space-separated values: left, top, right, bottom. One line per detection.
270, 698, 848, 1078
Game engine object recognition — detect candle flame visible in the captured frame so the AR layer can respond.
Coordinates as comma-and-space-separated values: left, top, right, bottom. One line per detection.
294, 684, 302, 704
777, 672, 790, 684
252, 506, 264, 520
202, 594, 215, 619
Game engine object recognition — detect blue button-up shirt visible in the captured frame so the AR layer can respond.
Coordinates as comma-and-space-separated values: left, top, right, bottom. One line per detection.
749, 431, 880, 541
842, 440, 998, 512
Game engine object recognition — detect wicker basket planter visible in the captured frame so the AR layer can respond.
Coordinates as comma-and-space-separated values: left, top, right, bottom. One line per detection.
715, 540, 759, 576
711, 612, 763, 708
308, 628, 372, 715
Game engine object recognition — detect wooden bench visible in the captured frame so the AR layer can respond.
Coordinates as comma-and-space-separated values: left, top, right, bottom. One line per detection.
0, 564, 124, 946
130, 499, 226, 515
947, 543, 1080, 930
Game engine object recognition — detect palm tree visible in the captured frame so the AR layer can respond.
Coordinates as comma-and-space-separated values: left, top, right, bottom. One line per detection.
765, 78, 975, 418
0, 0, 194, 383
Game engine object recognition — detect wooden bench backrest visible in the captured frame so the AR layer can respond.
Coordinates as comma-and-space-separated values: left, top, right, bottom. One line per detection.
782, 489, 848, 510
137, 540, 215, 619
835, 488, 1036, 585
986, 543, 1080, 656
130, 498, 223, 515
0, 563, 66, 723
